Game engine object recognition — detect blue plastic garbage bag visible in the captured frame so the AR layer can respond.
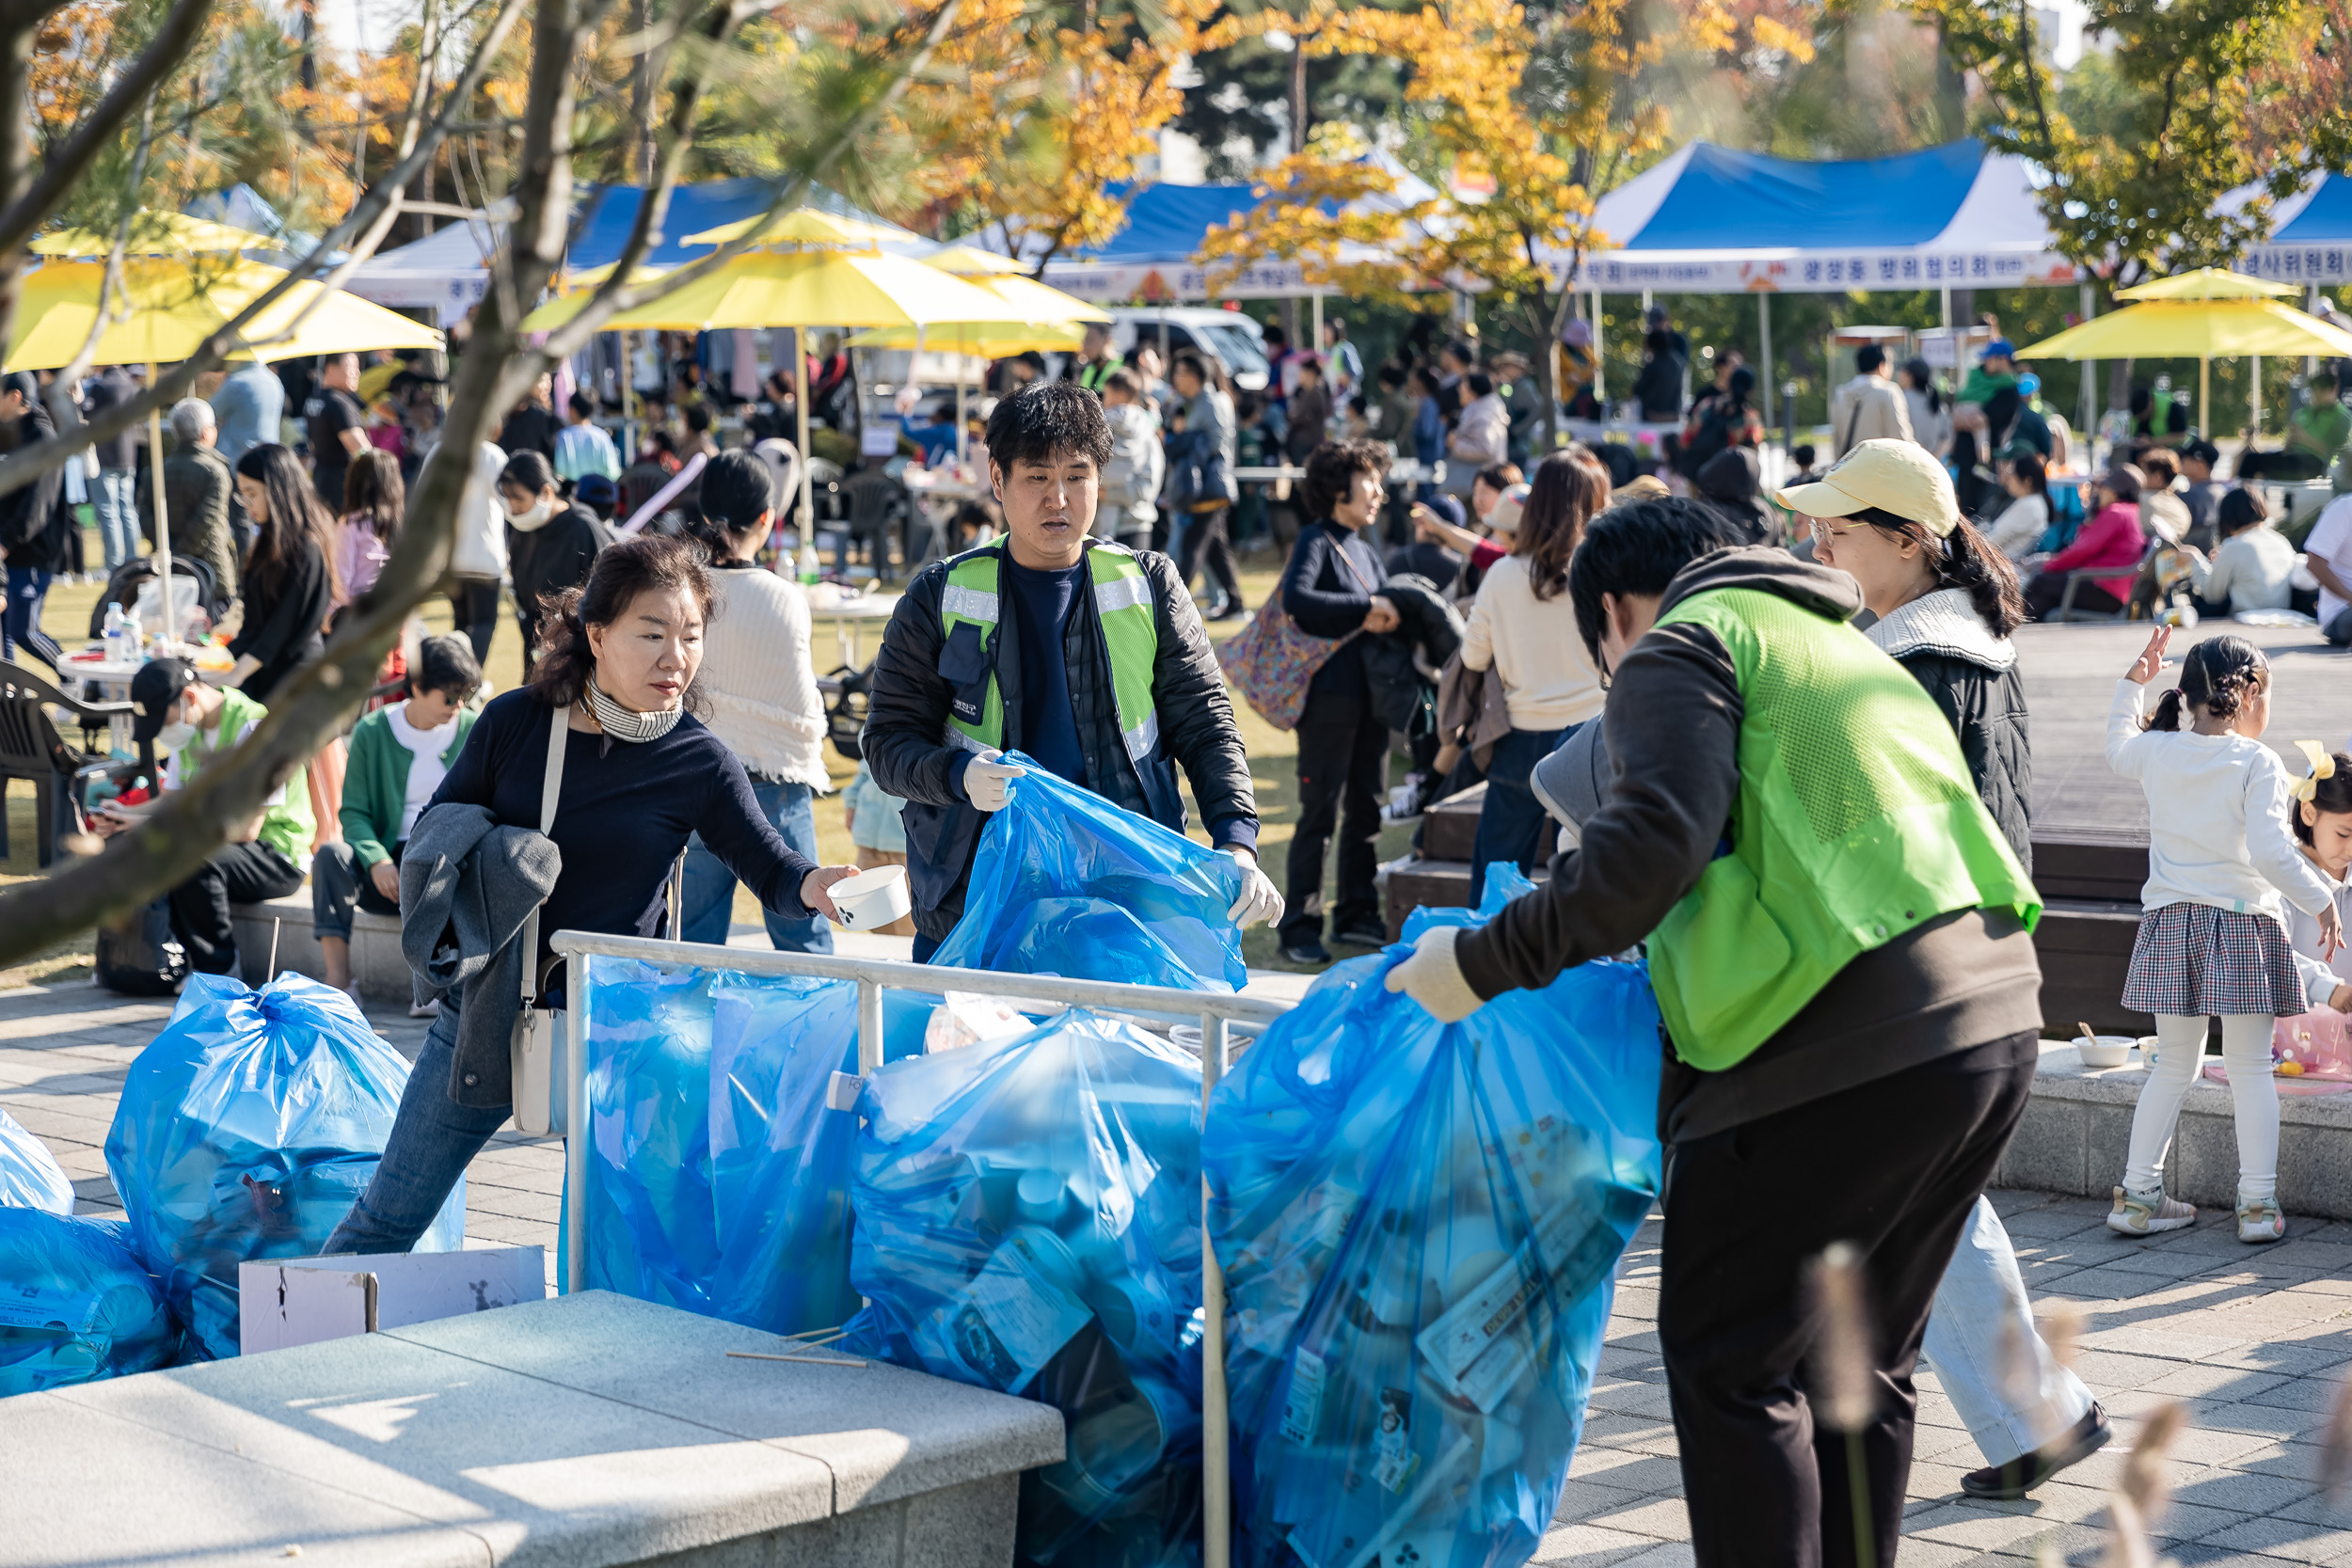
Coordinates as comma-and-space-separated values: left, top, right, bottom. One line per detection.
580, 956, 944, 1323
0, 1208, 178, 1393
846, 1009, 1207, 1567
104, 973, 465, 1361
1206, 876, 1662, 1568
582, 958, 723, 1312
0, 1107, 72, 1213
707, 974, 929, 1336
930, 751, 1247, 992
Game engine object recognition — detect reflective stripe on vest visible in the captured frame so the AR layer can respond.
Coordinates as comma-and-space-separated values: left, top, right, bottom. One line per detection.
939, 538, 1161, 764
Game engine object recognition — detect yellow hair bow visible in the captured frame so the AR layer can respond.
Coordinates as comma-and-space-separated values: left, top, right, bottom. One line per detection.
2293, 740, 2336, 803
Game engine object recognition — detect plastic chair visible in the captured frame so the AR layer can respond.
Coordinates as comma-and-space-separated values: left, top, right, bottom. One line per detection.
2054, 540, 2161, 623
838, 468, 909, 576
0, 661, 130, 867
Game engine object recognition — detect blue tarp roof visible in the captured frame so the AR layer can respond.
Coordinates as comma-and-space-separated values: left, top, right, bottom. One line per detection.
1615, 142, 1987, 250
1062, 182, 1260, 264
2276, 172, 2352, 244
568, 179, 910, 266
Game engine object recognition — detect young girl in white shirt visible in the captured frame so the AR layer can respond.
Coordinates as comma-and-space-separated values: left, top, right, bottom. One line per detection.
2284, 747, 2352, 1014
2106, 630, 2344, 1242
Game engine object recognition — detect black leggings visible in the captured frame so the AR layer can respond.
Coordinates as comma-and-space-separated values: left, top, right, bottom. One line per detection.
449, 578, 501, 664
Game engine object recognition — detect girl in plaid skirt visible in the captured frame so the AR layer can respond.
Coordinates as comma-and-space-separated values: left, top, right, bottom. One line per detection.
2106, 630, 2344, 1243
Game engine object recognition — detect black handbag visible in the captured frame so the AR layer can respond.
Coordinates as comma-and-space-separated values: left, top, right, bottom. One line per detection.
96, 897, 188, 996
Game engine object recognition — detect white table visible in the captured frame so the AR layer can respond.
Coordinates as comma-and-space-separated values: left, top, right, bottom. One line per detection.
803, 594, 900, 669
59, 652, 236, 756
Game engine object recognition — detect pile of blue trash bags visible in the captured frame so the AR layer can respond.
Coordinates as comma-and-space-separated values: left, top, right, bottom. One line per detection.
578, 851, 1660, 1568
1, 972, 453, 1388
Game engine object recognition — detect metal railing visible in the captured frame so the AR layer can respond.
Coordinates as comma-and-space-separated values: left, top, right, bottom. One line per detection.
548, 930, 1298, 1568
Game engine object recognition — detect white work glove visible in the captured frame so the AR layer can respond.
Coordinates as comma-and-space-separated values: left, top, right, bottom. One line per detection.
1383, 925, 1486, 1023
1224, 847, 1284, 929
961, 748, 1026, 813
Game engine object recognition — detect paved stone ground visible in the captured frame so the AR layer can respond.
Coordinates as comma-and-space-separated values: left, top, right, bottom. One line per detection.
13, 978, 2352, 1564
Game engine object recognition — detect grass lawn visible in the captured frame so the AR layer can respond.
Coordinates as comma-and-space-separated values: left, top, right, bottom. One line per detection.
0, 531, 1414, 986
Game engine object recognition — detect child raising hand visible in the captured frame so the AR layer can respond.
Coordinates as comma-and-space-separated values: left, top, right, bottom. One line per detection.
2106, 630, 2343, 1243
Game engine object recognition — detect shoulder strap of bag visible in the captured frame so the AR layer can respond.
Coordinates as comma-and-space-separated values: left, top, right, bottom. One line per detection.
1840, 389, 1864, 456
520, 705, 569, 1008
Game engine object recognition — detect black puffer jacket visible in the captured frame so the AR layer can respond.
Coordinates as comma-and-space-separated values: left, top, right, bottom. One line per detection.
863, 541, 1259, 940
0, 397, 68, 575
1863, 587, 2032, 873
1361, 573, 1463, 734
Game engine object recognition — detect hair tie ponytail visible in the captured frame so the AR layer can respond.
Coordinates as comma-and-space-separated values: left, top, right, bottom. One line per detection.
2146, 687, 2187, 732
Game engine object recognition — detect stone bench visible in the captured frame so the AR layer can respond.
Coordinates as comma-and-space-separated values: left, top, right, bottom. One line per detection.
0, 1291, 1065, 1568
230, 889, 410, 1001
2002, 1038, 2352, 1219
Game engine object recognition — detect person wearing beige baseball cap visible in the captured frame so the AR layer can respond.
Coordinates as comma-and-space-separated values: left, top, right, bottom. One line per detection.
1783, 439, 2111, 1502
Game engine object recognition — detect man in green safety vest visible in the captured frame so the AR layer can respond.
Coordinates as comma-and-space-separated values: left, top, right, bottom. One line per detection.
1386, 497, 2044, 1568
864, 379, 1278, 958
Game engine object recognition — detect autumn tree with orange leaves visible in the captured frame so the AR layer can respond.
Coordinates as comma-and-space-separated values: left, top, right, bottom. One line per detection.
892, 0, 1211, 271
1201, 0, 1755, 448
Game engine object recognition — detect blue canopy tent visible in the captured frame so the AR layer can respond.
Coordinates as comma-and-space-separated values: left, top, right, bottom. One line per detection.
345, 180, 919, 322
2240, 173, 2352, 288
1034, 154, 1432, 304
1568, 139, 2078, 425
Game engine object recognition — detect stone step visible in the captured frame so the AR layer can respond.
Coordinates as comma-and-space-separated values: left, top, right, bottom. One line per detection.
2002, 1038, 2352, 1218
0, 1291, 1062, 1568
1422, 783, 1485, 863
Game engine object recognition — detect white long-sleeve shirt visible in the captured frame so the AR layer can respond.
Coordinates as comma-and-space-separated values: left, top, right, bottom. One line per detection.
1460, 555, 1606, 731
696, 564, 830, 788
2187, 526, 2297, 614
2106, 678, 2338, 925
2283, 865, 2352, 1007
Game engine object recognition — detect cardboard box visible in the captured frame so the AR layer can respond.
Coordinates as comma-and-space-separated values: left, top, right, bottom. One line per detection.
238, 1247, 546, 1354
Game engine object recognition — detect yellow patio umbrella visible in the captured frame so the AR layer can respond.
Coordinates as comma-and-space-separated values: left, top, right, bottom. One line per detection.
31, 210, 272, 258
8, 257, 444, 371
846, 266, 1108, 463
522, 245, 1030, 533
8, 257, 440, 626
2018, 292, 2352, 445
679, 207, 923, 250
2114, 267, 2294, 302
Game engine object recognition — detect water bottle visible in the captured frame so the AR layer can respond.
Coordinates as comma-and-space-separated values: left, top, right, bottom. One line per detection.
102, 603, 123, 663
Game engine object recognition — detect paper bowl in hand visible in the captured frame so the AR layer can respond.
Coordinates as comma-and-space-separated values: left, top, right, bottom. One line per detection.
831, 864, 912, 931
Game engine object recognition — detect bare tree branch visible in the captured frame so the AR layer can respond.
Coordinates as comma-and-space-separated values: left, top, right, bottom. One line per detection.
0, 0, 217, 257
48, 91, 161, 434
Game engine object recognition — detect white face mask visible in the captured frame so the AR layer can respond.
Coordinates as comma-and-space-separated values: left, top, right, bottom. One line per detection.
154, 721, 196, 753
506, 497, 558, 531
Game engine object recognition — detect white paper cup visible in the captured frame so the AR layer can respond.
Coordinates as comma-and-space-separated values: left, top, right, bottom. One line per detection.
830, 863, 912, 930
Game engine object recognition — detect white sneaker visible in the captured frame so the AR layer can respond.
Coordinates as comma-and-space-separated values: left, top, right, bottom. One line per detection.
407, 996, 441, 1020
2107, 1183, 2197, 1235
2238, 1195, 2286, 1243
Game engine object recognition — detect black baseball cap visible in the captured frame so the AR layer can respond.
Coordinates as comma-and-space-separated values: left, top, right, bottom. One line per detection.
129, 657, 198, 745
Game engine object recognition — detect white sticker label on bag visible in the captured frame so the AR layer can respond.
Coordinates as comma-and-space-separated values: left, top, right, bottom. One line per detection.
943, 1242, 1089, 1394
1279, 1345, 1327, 1444
826, 1071, 863, 1112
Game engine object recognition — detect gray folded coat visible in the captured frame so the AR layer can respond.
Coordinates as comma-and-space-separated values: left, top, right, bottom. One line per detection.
400, 802, 563, 1109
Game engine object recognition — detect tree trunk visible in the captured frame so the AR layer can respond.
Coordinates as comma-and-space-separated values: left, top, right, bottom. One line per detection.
1934, 18, 1968, 142
0, 22, 32, 363
1284, 39, 1306, 351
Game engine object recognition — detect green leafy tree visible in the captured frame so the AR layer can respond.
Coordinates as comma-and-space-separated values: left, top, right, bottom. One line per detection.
1920, 0, 2348, 285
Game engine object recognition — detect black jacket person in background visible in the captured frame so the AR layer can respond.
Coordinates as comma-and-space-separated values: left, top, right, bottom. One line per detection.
862, 380, 1275, 957
1275, 436, 1397, 965
0, 372, 69, 671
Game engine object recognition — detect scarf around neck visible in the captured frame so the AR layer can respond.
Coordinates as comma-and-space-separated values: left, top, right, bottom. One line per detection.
584, 672, 684, 745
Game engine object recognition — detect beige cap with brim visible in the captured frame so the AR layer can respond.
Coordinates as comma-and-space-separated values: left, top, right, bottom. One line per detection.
1773, 437, 1962, 538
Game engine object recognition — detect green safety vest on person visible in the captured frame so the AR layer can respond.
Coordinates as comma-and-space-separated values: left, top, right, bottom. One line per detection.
172, 687, 317, 863
1646, 587, 2041, 1072
939, 536, 1161, 765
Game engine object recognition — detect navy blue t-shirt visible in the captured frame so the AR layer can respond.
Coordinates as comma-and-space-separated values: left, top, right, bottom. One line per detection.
1003, 557, 1087, 785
